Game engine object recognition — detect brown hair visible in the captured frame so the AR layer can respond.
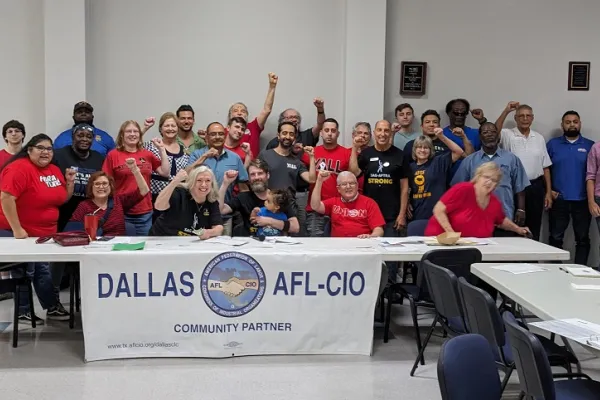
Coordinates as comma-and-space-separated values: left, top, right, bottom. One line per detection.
86, 171, 116, 198
116, 120, 144, 151
158, 112, 178, 136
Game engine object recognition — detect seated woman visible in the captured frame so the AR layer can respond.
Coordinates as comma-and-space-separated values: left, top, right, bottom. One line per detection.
69, 158, 149, 236
425, 162, 531, 238
408, 128, 464, 229
150, 166, 224, 239
0, 134, 76, 322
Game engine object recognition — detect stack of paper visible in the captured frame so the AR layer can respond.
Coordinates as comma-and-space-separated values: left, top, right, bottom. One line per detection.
571, 283, 600, 291
376, 237, 426, 245
264, 237, 301, 245
204, 237, 248, 246
490, 263, 549, 275
530, 319, 600, 350
562, 267, 600, 278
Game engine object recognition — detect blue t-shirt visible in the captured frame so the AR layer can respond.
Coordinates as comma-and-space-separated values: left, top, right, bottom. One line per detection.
54, 126, 115, 156
256, 207, 288, 236
443, 126, 481, 178
546, 135, 594, 201
409, 152, 453, 221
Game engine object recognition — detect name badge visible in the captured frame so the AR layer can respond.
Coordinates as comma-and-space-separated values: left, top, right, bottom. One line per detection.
578, 148, 587, 153
370, 157, 379, 161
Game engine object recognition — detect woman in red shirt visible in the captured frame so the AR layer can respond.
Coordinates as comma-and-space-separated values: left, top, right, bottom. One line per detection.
102, 120, 169, 235
425, 162, 531, 238
0, 134, 76, 322
70, 159, 149, 236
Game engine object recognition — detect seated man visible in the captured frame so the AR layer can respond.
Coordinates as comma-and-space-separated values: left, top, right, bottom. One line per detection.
310, 170, 387, 294
218, 159, 300, 236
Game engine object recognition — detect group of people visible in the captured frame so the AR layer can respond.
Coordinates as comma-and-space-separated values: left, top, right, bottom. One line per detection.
0, 72, 598, 321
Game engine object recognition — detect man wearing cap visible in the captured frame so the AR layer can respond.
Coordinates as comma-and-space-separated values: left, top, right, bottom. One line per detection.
54, 101, 115, 156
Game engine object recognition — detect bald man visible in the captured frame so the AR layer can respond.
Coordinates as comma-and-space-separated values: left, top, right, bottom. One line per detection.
350, 120, 409, 282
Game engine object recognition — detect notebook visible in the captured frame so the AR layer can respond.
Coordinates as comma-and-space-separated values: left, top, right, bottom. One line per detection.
562, 267, 600, 278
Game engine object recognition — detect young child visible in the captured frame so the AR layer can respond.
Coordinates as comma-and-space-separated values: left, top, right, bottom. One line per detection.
256, 189, 290, 237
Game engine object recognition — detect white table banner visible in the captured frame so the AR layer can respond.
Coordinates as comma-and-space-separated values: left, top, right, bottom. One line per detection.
80, 250, 382, 361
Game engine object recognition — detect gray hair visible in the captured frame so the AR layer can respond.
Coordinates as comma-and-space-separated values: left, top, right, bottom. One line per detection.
336, 171, 357, 185
412, 135, 434, 161
228, 102, 249, 121
278, 108, 302, 125
182, 165, 219, 202
353, 121, 372, 134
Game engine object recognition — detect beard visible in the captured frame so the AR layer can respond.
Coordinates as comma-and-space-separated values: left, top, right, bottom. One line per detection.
250, 181, 267, 193
564, 129, 580, 138
279, 138, 293, 149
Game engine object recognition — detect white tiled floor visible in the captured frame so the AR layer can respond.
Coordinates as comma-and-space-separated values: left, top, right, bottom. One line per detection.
0, 292, 599, 400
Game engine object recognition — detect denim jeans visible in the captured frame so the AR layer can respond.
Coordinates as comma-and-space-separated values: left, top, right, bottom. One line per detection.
0, 230, 56, 313
549, 198, 591, 266
125, 211, 153, 236
295, 191, 308, 237
306, 212, 327, 237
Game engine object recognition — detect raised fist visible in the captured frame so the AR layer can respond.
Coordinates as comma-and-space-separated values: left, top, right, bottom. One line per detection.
313, 97, 324, 110
505, 101, 520, 113
125, 158, 137, 170
223, 169, 239, 184
268, 72, 278, 87
303, 146, 315, 157
174, 169, 188, 182
470, 109, 485, 122
144, 117, 156, 130
151, 137, 165, 149
318, 170, 331, 181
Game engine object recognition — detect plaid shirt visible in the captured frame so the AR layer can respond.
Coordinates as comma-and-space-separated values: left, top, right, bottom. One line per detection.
143, 142, 190, 195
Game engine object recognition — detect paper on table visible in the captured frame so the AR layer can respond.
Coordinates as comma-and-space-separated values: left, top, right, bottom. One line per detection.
381, 244, 419, 252
264, 237, 301, 245
112, 241, 146, 251
460, 237, 498, 245
530, 319, 600, 349
204, 237, 248, 246
376, 237, 427, 245
490, 263, 549, 274
87, 237, 132, 246
563, 267, 600, 278
571, 283, 600, 291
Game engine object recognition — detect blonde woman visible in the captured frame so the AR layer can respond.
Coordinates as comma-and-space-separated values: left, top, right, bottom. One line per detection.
425, 162, 531, 238
102, 120, 169, 235
150, 166, 223, 238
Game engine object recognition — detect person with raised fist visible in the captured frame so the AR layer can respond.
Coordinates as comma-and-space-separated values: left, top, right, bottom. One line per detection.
495, 101, 552, 241
392, 103, 419, 150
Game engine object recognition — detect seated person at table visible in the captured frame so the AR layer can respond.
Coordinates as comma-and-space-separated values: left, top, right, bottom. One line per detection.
69, 159, 149, 236
218, 160, 299, 236
256, 189, 290, 237
310, 170, 385, 238
150, 166, 223, 239
425, 162, 531, 238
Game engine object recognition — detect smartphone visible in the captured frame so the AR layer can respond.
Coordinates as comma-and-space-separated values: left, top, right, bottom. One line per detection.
98, 236, 115, 242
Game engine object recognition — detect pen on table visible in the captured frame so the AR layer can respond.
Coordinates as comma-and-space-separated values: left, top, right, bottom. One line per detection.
558, 267, 569, 274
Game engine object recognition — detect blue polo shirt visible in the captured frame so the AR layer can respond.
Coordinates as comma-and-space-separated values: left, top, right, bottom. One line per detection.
451, 148, 530, 220
54, 126, 115, 156
187, 147, 249, 203
444, 125, 481, 178
546, 135, 594, 201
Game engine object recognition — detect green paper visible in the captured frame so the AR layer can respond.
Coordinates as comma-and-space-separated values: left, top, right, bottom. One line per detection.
112, 241, 146, 251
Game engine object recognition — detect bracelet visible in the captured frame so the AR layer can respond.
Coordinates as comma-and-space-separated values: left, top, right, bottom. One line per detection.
479, 117, 488, 125
517, 209, 525, 213
317, 111, 325, 115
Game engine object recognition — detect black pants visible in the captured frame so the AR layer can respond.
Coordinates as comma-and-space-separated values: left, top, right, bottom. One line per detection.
549, 199, 591, 266
517, 176, 545, 241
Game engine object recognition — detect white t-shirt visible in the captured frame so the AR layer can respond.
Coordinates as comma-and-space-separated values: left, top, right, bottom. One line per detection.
500, 128, 551, 180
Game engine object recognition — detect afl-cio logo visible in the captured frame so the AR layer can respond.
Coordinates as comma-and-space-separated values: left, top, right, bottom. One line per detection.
201, 252, 266, 317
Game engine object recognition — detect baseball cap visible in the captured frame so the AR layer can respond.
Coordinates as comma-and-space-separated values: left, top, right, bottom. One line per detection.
74, 101, 93, 112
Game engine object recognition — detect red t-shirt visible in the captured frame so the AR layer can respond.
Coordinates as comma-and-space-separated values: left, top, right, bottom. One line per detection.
302, 145, 352, 212
323, 194, 385, 237
70, 192, 144, 236
241, 118, 263, 159
0, 149, 12, 168
425, 182, 505, 238
0, 158, 67, 236
102, 149, 160, 215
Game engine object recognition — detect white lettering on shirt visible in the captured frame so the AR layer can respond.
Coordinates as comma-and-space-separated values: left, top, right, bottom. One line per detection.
578, 148, 588, 153
286, 163, 297, 170
39, 175, 62, 188
332, 205, 367, 218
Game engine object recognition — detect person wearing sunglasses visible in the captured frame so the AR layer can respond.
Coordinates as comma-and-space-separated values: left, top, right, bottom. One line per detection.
0, 134, 76, 323
444, 98, 487, 177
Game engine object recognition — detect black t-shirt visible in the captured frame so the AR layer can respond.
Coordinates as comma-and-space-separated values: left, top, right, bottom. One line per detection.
227, 191, 298, 236
53, 147, 105, 230
358, 145, 410, 221
403, 136, 449, 163
409, 152, 453, 221
149, 187, 223, 236
258, 149, 308, 195
266, 128, 317, 193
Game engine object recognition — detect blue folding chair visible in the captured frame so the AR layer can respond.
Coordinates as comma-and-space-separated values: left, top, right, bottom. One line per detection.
438, 334, 502, 400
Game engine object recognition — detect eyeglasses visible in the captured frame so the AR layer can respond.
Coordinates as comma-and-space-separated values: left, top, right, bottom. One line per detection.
33, 145, 53, 153
338, 182, 358, 188
93, 182, 109, 188
452, 111, 468, 117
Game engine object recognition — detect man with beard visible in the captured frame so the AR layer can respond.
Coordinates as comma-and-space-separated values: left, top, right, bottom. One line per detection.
53, 123, 105, 230
54, 101, 115, 156
351, 122, 372, 194
176, 104, 206, 155
218, 159, 300, 236
546, 111, 594, 265
452, 122, 530, 236
301, 118, 351, 237
224, 117, 252, 168
495, 102, 552, 241
258, 122, 316, 236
